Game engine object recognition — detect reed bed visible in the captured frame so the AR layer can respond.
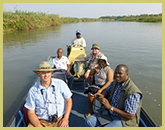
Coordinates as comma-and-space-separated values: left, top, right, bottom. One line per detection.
3, 10, 99, 32
3, 10, 162, 32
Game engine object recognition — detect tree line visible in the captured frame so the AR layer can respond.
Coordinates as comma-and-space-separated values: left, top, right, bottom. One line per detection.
99, 13, 162, 22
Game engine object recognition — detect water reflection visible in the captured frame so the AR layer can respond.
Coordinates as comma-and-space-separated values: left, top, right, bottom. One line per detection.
3, 25, 62, 49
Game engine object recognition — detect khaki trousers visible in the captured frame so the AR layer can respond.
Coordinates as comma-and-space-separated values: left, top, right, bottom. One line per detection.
28, 116, 63, 127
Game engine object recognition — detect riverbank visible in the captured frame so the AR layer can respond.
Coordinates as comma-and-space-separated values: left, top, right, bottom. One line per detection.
99, 13, 162, 23
3, 10, 102, 32
3, 10, 162, 32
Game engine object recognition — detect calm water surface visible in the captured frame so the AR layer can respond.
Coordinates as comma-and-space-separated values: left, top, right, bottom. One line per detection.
3, 22, 162, 126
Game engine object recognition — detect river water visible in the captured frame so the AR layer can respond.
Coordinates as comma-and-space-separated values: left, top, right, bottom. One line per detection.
3, 21, 162, 126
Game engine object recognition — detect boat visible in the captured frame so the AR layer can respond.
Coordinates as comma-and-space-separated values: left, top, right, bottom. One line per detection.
6, 46, 157, 127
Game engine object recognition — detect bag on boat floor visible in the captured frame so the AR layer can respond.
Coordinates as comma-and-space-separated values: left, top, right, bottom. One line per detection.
73, 61, 86, 78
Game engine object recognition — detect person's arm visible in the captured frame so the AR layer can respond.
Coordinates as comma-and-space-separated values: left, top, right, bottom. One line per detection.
27, 109, 43, 127
82, 38, 86, 47
89, 68, 96, 76
51, 59, 56, 68
97, 93, 141, 120
66, 64, 71, 74
58, 97, 72, 127
97, 68, 114, 94
71, 58, 86, 65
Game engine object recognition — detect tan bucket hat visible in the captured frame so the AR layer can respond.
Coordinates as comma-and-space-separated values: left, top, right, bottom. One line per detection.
91, 43, 100, 50
33, 61, 56, 73
96, 55, 110, 66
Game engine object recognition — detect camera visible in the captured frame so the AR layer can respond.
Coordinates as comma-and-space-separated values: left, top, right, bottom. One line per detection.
49, 114, 58, 122
96, 95, 100, 99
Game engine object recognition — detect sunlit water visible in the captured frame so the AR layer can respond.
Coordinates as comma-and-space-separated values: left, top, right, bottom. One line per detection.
3, 21, 162, 126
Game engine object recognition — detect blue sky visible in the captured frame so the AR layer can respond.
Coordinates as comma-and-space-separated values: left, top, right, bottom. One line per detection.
3, 3, 162, 18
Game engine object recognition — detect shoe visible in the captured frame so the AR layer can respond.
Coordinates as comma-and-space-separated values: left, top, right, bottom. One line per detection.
84, 112, 93, 118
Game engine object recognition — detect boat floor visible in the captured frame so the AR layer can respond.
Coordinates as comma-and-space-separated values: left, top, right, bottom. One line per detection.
69, 81, 89, 127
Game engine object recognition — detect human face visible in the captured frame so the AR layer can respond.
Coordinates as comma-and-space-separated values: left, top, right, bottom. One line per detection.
114, 66, 129, 84
76, 33, 81, 38
92, 48, 99, 55
98, 59, 106, 68
57, 49, 63, 58
37, 71, 52, 84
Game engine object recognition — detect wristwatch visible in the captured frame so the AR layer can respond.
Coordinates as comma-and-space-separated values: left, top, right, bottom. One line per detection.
110, 106, 113, 113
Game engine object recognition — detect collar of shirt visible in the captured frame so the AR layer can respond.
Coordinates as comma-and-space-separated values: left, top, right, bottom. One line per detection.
117, 82, 126, 88
37, 78, 55, 94
55, 56, 64, 61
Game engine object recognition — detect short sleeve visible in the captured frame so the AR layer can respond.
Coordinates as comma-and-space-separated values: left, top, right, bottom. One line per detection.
66, 57, 70, 65
24, 89, 36, 110
125, 93, 141, 114
85, 53, 91, 61
82, 38, 86, 47
60, 81, 72, 99
51, 59, 55, 68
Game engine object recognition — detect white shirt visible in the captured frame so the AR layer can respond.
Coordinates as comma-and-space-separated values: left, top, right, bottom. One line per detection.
51, 56, 69, 71
72, 37, 86, 47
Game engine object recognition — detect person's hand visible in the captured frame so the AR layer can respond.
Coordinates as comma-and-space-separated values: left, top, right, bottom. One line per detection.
58, 118, 69, 127
94, 93, 104, 99
95, 89, 102, 96
71, 60, 75, 65
96, 93, 111, 110
95, 68, 100, 74
66, 71, 71, 75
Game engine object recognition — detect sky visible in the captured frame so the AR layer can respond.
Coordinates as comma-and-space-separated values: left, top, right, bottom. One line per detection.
3, 3, 162, 18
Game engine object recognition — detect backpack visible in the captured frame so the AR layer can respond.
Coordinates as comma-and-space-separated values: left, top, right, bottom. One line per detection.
73, 61, 86, 78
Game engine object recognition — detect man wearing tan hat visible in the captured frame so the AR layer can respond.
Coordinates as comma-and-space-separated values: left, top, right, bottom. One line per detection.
24, 61, 72, 127
71, 43, 105, 85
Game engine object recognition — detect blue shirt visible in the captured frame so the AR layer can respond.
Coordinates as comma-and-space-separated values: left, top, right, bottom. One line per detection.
24, 78, 72, 120
106, 82, 141, 117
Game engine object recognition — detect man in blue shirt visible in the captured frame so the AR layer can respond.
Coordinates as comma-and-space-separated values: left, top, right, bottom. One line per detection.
85, 64, 143, 127
24, 61, 72, 127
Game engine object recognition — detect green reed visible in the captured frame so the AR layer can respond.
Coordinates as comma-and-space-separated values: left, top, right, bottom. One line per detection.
3, 10, 99, 32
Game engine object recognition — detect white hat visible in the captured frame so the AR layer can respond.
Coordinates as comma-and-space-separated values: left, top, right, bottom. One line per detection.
96, 55, 110, 66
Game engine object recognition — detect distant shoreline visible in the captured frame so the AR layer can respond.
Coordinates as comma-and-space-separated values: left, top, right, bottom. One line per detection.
3, 10, 162, 33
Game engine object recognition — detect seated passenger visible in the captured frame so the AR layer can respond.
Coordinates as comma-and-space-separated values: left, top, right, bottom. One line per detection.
52, 48, 74, 89
72, 30, 86, 47
84, 55, 114, 118
25, 61, 72, 127
67, 30, 86, 56
85, 64, 143, 127
71, 43, 107, 85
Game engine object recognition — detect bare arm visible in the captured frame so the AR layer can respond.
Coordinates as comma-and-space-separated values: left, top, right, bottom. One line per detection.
71, 58, 86, 65
58, 97, 72, 127
27, 109, 43, 127
66, 64, 71, 74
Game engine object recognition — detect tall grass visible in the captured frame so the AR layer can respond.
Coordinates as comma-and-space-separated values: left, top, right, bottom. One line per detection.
4, 10, 162, 32
3, 10, 99, 32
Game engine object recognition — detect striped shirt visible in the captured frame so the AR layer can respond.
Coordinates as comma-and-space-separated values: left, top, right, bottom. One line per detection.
106, 82, 141, 117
